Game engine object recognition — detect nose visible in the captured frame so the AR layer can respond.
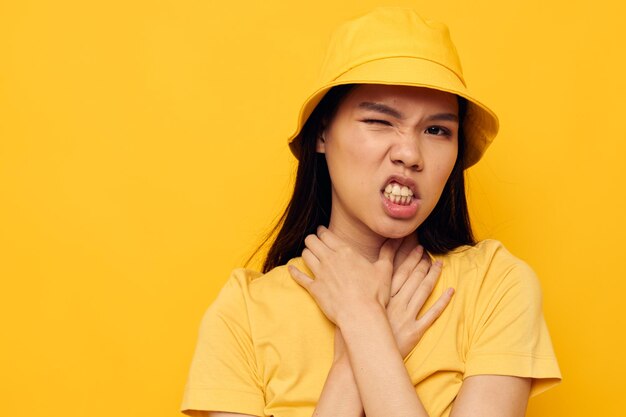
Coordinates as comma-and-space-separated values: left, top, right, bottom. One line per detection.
389, 136, 423, 171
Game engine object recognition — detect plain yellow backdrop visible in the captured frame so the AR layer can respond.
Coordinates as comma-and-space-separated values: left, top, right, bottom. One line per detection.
1, 0, 624, 415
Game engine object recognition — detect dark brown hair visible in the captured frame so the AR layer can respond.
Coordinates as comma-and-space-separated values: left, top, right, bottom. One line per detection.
249, 84, 474, 273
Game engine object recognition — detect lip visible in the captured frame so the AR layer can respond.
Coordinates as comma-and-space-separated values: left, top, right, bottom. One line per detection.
380, 191, 420, 219
381, 174, 419, 198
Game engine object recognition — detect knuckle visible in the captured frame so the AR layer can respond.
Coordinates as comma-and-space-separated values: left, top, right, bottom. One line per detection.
417, 281, 434, 297
431, 304, 444, 316
417, 262, 429, 274
423, 276, 436, 291
419, 313, 435, 327
423, 283, 435, 296
397, 264, 410, 276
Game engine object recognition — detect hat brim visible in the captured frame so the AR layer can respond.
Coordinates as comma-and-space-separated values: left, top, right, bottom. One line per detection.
288, 56, 499, 168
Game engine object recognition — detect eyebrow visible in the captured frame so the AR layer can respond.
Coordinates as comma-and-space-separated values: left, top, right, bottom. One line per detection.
424, 113, 459, 123
357, 101, 458, 123
358, 102, 404, 119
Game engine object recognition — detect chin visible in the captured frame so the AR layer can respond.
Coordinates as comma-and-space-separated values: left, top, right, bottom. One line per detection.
371, 221, 420, 240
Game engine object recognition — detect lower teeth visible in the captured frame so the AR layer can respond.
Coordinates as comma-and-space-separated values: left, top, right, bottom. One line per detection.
384, 193, 411, 206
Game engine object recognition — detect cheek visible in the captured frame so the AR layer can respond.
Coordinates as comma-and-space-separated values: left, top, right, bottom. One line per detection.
428, 146, 458, 191
325, 131, 387, 173
443, 149, 459, 178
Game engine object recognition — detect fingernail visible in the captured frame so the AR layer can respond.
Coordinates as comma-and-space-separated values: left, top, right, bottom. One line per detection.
447, 287, 455, 296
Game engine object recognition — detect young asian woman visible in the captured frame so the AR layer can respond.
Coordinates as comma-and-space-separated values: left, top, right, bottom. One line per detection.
181, 7, 561, 417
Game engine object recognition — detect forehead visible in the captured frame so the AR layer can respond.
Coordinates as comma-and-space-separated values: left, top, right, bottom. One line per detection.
342, 84, 459, 113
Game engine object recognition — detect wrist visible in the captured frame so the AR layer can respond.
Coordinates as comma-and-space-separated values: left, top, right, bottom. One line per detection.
336, 299, 386, 331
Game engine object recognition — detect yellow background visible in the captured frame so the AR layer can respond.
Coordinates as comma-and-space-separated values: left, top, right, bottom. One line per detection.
1, 0, 624, 415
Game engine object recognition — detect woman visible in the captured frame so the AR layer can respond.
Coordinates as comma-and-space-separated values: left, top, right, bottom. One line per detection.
181, 7, 561, 417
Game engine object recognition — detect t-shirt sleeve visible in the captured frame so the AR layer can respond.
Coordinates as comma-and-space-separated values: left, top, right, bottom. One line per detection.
465, 255, 562, 397
181, 269, 265, 416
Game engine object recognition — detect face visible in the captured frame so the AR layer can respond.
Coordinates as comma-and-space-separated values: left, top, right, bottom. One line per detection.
318, 84, 459, 239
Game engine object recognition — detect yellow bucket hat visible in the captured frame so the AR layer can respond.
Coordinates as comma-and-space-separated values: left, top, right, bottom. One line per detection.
287, 7, 499, 168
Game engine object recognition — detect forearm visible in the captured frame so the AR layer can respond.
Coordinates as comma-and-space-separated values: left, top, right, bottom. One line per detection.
339, 301, 430, 417
312, 355, 364, 417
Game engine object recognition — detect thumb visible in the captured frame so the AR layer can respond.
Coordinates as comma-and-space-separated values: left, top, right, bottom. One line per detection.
378, 237, 404, 264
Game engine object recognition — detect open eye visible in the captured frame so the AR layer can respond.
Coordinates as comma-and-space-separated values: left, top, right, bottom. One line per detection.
361, 119, 393, 126
425, 126, 452, 137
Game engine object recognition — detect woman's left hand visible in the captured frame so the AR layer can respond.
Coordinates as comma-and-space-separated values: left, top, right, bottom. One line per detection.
288, 226, 402, 326
386, 244, 455, 358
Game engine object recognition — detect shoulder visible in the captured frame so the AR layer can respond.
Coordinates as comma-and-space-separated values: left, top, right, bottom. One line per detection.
198, 263, 302, 337
443, 239, 526, 268
443, 239, 537, 277
214, 258, 327, 341
218, 257, 310, 305
440, 239, 543, 302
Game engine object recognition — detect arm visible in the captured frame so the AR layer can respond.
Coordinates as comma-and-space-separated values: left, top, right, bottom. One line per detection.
181, 270, 265, 417
290, 230, 450, 417
312, 359, 532, 417
291, 228, 535, 417
313, 350, 532, 417
340, 307, 532, 417
313, 342, 364, 417
338, 300, 430, 417
450, 375, 531, 417
313, 243, 452, 417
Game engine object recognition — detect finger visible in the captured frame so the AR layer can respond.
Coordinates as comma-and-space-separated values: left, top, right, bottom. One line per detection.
288, 265, 315, 293
390, 245, 424, 297
301, 247, 320, 273
394, 256, 433, 306
304, 233, 331, 259
412, 252, 432, 277
316, 225, 343, 251
378, 237, 404, 264
407, 260, 443, 314
415, 287, 455, 332
392, 237, 418, 270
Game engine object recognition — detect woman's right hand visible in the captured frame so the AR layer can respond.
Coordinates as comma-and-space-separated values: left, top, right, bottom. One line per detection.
386, 243, 455, 358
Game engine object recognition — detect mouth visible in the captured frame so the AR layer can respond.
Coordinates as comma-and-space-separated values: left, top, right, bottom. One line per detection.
383, 182, 414, 205
381, 176, 418, 206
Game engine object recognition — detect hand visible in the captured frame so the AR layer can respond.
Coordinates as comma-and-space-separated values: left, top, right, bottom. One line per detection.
288, 226, 402, 326
386, 243, 455, 358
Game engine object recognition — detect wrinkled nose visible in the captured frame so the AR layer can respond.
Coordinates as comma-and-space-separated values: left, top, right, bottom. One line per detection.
389, 136, 423, 171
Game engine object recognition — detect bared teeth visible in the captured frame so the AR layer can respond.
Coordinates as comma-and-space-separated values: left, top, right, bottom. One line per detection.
383, 184, 414, 206
384, 182, 413, 198
383, 192, 412, 205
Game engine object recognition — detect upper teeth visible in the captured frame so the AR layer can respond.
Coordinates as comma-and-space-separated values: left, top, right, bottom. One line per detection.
385, 183, 413, 197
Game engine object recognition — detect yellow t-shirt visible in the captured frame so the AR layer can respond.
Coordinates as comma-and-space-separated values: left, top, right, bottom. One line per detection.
181, 239, 561, 417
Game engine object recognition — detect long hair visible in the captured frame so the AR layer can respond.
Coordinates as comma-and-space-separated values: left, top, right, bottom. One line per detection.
250, 84, 475, 273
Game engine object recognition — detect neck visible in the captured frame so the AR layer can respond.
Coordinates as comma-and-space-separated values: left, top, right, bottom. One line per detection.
326, 212, 419, 263
327, 221, 385, 262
